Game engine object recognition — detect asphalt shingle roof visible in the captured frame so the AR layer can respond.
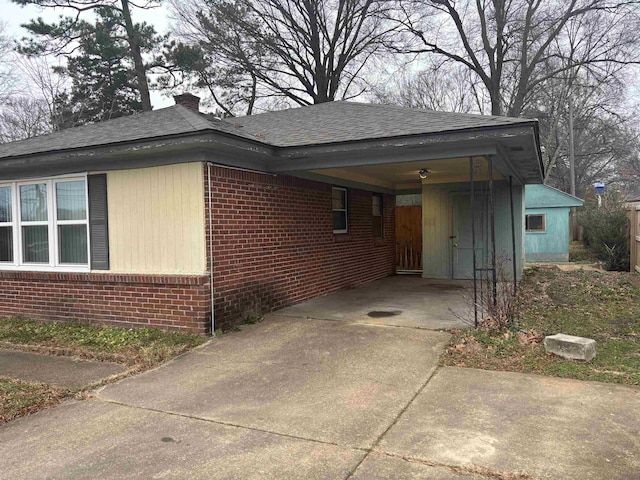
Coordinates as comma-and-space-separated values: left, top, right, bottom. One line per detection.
224, 101, 534, 147
0, 101, 535, 159
0, 105, 262, 159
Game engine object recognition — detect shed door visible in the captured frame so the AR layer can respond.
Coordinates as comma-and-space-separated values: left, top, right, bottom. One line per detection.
396, 205, 422, 271
452, 194, 487, 279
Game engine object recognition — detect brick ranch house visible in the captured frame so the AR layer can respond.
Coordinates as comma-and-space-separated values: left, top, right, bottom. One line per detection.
0, 95, 543, 333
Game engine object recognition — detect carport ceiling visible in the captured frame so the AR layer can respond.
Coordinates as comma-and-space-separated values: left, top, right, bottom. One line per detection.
311, 157, 504, 191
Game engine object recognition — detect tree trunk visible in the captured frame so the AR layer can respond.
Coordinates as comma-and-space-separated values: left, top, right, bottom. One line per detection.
489, 82, 502, 116
121, 0, 152, 111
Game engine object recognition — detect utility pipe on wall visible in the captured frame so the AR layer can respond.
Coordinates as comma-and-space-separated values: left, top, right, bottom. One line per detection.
205, 162, 276, 335
207, 162, 215, 335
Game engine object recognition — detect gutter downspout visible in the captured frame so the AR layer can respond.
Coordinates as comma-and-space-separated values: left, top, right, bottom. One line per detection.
207, 162, 215, 335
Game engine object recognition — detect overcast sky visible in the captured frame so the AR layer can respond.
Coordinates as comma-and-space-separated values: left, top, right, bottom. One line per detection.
1, 0, 175, 108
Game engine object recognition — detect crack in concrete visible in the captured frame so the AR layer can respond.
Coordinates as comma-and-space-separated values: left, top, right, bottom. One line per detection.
371, 451, 541, 480
93, 396, 368, 452
344, 365, 443, 479
342, 367, 538, 480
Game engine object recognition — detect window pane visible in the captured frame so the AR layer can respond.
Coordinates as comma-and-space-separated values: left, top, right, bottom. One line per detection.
56, 181, 87, 220
22, 226, 49, 263
333, 211, 347, 231
372, 195, 382, 216
0, 226, 12, 262
332, 188, 346, 210
0, 186, 11, 223
58, 225, 88, 264
20, 184, 48, 222
526, 215, 544, 231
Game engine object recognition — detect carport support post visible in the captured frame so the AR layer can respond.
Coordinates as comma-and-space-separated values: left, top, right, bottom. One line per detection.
488, 156, 497, 306
509, 176, 517, 294
470, 157, 478, 328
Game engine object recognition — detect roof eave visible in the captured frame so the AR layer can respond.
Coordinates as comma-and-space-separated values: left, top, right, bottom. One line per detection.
268, 122, 542, 183
0, 130, 276, 180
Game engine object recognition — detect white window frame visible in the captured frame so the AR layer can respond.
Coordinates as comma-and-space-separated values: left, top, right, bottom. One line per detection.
332, 187, 348, 234
525, 213, 546, 233
0, 173, 90, 272
0, 184, 16, 264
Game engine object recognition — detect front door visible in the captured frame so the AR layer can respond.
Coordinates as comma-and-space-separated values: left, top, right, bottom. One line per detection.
396, 205, 422, 271
452, 194, 487, 279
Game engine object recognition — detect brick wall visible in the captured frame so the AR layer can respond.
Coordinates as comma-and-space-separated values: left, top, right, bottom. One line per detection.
205, 164, 396, 330
0, 272, 211, 333
0, 165, 396, 335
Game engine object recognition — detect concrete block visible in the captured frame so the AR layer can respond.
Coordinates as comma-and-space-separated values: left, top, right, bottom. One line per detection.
544, 334, 596, 361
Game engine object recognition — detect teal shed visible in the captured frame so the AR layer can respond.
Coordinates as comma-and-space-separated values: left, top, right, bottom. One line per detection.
525, 185, 583, 262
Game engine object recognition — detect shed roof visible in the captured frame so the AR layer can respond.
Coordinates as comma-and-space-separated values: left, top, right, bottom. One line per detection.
525, 184, 584, 208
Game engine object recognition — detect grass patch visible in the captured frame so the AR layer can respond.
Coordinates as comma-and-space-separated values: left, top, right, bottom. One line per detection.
0, 318, 207, 367
569, 241, 598, 263
0, 318, 208, 423
0, 377, 67, 423
442, 267, 640, 385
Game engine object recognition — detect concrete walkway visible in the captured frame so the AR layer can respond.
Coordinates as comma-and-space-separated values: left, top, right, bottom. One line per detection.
0, 348, 126, 388
1, 315, 638, 479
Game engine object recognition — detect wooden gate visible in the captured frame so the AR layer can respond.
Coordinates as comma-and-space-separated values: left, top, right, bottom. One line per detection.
396, 205, 422, 271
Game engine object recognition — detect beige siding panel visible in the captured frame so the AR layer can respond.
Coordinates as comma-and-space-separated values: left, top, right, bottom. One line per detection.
105, 163, 205, 274
421, 181, 525, 280
422, 186, 452, 279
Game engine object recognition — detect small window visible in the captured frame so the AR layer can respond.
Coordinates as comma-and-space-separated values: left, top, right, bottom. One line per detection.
372, 193, 383, 238
526, 214, 545, 232
332, 187, 348, 233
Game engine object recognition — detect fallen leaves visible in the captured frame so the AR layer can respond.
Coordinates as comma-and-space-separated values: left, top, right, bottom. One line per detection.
517, 329, 544, 346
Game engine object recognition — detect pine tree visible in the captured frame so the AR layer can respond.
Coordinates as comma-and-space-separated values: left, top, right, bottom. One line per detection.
48, 9, 154, 128
14, 0, 162, 112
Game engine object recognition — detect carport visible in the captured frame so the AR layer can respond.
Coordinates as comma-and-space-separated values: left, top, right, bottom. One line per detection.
242, 103, 544, 327
234, 105, 543, 283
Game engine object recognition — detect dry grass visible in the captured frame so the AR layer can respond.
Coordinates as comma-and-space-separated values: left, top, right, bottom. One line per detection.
0, 377, 68, 423
442, 266, 640, 385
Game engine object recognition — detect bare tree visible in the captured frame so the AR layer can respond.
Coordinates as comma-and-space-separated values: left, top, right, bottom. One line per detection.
372, 61, 480, 112
0, 22, 18, 102
395, 0, 640, 116
168, 0, 400, 114
526, 63, 638, 196
617, 144, 640, 198
12, 0, 162, 111
15, 56, 70, 131
0, 96, 51, 142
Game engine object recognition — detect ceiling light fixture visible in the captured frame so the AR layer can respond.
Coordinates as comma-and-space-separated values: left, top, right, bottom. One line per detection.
418, 169, 430, 179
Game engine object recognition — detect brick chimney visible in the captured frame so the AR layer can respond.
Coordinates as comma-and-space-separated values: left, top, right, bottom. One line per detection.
173, 93, 201, 112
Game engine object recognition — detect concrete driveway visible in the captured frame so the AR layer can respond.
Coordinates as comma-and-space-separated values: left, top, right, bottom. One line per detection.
1, 315, 639, 479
